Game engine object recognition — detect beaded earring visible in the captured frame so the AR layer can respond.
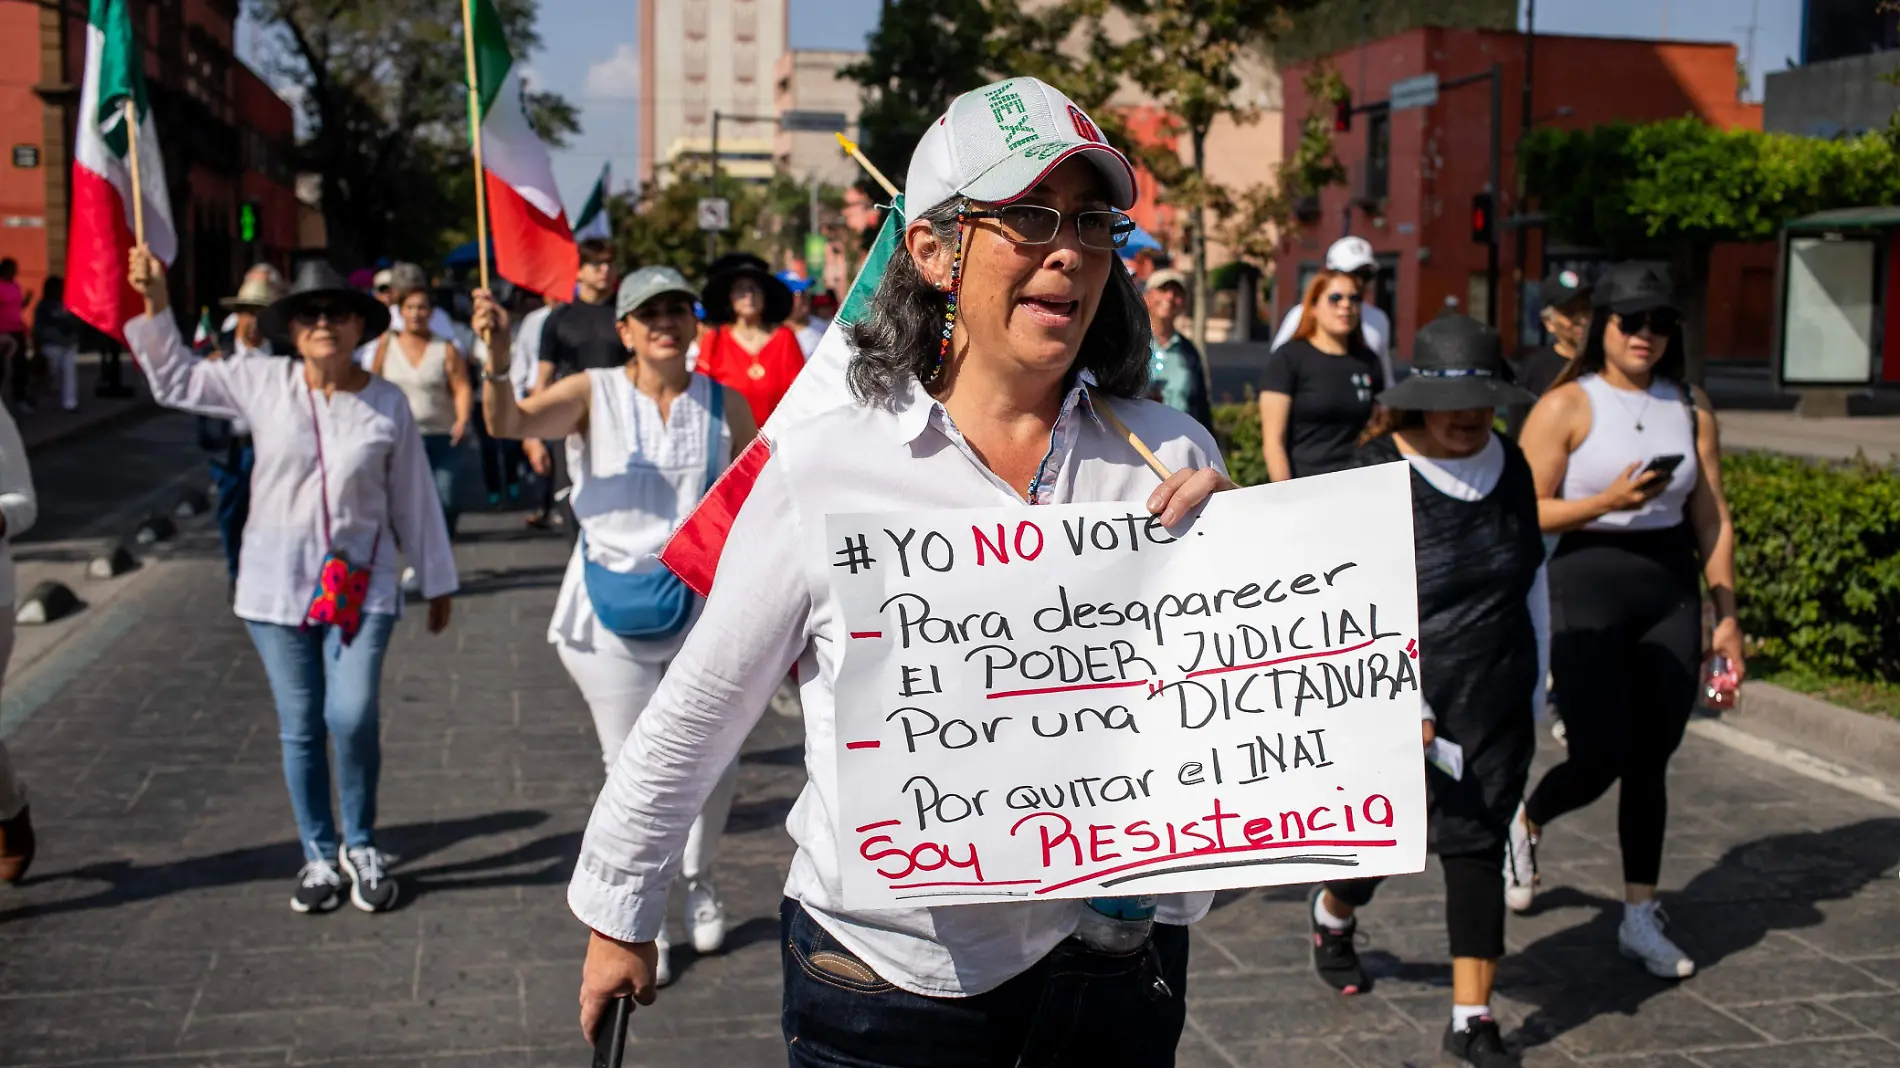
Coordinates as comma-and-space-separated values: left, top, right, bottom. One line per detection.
927, 209, 968, 386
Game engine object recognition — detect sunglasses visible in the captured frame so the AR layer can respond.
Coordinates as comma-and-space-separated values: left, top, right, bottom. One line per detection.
1325, 292, 1365, 306
963, 205, 1137, 251
1615, 309, 1679, 336
291, 301, 360, 325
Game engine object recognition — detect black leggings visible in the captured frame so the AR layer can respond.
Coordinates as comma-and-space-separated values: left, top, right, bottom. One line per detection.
1327, 844, 1508, 959
1526, 526, 1701, 886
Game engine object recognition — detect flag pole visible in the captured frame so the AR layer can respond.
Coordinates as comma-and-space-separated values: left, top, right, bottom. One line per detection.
460, 0, 492, 296
124, 101, 146, 246
834, 133, 898, 200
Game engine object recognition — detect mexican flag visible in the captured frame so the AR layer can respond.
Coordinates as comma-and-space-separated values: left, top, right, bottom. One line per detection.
67, 0, 177, 340
572, 163, 611, 242
659, 197, 905, 596
468, 0, 577, 299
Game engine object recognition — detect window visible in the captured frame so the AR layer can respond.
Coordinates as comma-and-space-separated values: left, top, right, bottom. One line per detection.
1363, 109, 1389, 203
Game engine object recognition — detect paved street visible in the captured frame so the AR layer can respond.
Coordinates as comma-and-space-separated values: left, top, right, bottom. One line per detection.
1, 412, 1899, 1066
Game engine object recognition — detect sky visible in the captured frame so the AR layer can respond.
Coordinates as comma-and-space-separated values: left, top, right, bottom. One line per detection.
241, 0, 1802, 227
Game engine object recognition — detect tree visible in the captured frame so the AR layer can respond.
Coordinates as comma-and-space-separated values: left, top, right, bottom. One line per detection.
247, 0, 578, 267
1523, 119, 1900, 380
1212, 64, 1348, 277
1098, 0, 1320, 354
841, 0, 997, 185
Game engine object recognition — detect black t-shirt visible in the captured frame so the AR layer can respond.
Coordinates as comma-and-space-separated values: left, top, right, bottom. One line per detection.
539, 299, 625, 378
1503, 345, 1572, 436
1260, 339, 1384, 478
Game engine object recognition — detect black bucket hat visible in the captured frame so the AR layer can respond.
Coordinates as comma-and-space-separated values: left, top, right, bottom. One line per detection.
261, 261, 391, 339
701, 252, 793, 325
1376, 315, 1535, 412
1593, 262, 1677, 316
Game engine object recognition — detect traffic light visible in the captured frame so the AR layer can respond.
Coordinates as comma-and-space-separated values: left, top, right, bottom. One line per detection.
1470, 192, 1493, 244
1333, 94, 1353, 133
238, 202, 259, 244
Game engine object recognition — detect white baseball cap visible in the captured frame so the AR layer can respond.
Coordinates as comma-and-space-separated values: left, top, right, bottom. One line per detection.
903, 77, 1138, 219
1325, 236, 1377, 273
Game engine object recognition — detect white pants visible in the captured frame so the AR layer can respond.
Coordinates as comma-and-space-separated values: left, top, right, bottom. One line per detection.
42, 344, 77, 411
557, 635, 738, 884
0, 617, 23, 819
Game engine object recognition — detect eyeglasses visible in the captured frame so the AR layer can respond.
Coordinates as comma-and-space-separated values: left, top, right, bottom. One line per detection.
292, 301, 358, 325
373, 285, 390, 295
964, 205, 1137, 251
1325, 292, 1365, 306
1615, 309, 1678, 336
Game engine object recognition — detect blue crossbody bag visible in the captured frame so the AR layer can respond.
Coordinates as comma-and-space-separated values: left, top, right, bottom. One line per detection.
582, 382, 723, 640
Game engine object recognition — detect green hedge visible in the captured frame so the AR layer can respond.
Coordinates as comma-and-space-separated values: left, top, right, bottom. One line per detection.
1726, 451, 1900, 681
1211, 403, 1900, 683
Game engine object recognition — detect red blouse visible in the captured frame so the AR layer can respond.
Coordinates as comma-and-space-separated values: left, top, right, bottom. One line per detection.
696, 325, 806, 425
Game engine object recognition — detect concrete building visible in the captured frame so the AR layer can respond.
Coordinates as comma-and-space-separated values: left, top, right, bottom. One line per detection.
1, 0, 296, 319
1278, 27, 1769, 362
1763, 0, 1900, 138
640, 0, 787, 186
772, 50, 864, 187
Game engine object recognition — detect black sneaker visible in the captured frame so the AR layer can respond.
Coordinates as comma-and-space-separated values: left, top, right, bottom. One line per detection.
339, 846, 400, 913
290, 859, 343, 914
1307, 885, 1370, 995
1443, 1017, 1519, 1067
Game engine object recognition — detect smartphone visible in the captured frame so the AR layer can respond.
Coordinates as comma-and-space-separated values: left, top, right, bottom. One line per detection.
1638, 454, 1685, 480
592, 997, 631, 1068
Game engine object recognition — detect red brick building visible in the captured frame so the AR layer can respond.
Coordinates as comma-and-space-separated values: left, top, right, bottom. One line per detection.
1, 0, 297, 322
1278, 28, 1772, 362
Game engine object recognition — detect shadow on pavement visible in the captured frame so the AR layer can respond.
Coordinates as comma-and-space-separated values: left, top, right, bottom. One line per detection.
666, 915, 783, 984
0, 809, 553, 925
1508, 817, 1900, 1052
447, 564, 569, 598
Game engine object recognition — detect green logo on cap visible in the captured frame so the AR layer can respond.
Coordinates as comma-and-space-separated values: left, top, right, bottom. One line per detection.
984, 83, 1039, 151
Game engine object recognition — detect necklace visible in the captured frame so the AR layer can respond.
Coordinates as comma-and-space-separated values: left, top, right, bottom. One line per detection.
1608, 384, 1652, 431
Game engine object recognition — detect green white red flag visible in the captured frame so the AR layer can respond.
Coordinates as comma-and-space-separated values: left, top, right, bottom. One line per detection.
468, 0, 577, 298
572, 163, 611, 242
67, 0, 177, 339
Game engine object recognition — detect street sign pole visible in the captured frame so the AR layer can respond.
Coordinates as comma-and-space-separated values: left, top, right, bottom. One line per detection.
1488, 63, 1502, 330
707, 111, 721, 265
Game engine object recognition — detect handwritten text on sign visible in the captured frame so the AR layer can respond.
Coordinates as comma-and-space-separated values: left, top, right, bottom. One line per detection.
824, 462, 1427, 909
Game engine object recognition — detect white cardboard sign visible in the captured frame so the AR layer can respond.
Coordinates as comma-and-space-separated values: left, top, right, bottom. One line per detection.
824, 462, 1428, 910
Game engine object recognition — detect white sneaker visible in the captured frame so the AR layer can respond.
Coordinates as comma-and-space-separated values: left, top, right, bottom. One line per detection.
400, 566, 420, 594
653, 932, 675, 988
1619, 900, 1695, 978
685, 879, 727, 953
1504, 803, 1538, 913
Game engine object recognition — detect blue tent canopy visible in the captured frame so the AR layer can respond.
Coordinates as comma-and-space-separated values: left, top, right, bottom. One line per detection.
443, 239, 497, 269
1123, 226, 1164, 255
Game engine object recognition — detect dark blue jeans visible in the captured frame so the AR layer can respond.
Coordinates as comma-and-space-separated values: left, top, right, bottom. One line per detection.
208, 441, 253, 581
780, 899, 1189, 1068
421, 434, 463, 538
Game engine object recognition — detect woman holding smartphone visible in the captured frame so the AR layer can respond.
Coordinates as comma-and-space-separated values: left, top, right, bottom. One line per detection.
1510, 263, 1743, 980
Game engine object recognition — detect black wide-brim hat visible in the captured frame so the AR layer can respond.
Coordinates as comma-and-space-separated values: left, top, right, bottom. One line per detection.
701, 252, 793, 325
260, 261, 392, 339
1376, 314, 1536, 412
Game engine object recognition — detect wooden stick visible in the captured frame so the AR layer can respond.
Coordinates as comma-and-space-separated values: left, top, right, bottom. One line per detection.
124, 100, 146, 246
460, 0, 492, 295
834, 132, 899, 200
1089, 388, 1175, 482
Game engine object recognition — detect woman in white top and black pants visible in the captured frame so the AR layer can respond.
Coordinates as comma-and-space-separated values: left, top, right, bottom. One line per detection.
369, 279, 473, 538
1513, 263, 1743, 981
479, 266, 756, 988
543, 78, 1235, 1066
126, 250, 459, 916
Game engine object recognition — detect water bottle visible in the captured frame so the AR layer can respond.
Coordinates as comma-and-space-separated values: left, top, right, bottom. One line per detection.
1703, 655, 1738, 712
1073, 895, 1158, 954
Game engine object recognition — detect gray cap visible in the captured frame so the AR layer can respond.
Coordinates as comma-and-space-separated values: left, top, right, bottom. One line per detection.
616, 266, 699, 319
386, 261, 428, 297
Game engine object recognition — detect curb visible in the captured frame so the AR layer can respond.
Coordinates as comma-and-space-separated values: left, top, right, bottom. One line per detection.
1719, 680, 1900, 782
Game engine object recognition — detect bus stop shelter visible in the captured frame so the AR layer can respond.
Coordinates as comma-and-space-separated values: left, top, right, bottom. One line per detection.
1775, 207, 1900, 393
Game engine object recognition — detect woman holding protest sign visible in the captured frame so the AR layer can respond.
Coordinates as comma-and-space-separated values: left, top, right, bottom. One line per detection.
477, 266, 756, 987
1303, 316, 1544, 1068
544, 78, 1234, 1065
1512, 263, 1742, 982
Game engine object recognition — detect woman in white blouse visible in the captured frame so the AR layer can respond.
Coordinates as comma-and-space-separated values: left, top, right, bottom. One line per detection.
480, 266, 756, 988
547, 79, 1233, 1065
0, 404, 36, 885
126, 248, 458, 917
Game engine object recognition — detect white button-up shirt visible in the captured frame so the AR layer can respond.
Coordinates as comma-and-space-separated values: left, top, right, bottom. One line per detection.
128, 313, 459, 625
568, 371, 1227, 997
